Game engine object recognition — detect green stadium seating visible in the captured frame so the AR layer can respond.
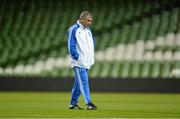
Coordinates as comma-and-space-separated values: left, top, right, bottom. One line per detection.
0, 0, 180, 78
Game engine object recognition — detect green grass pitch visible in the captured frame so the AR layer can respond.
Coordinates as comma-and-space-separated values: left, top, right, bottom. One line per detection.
0, 92, 180, 118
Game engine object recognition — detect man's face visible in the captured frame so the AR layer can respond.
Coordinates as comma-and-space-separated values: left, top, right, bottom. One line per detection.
82, 16, 92, 27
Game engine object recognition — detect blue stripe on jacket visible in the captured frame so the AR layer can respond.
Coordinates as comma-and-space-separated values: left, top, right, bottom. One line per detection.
92, 35, 96, 48
68, 24, 80, 61
89, 29, 96, 48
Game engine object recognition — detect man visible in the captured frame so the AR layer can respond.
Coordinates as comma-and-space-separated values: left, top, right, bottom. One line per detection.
67, 11, 97, 110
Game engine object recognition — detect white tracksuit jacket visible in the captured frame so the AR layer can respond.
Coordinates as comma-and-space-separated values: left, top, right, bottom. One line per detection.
67, 20, 96, 69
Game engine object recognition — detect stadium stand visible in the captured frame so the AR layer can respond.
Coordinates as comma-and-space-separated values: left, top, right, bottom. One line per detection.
0, 0, 180, 78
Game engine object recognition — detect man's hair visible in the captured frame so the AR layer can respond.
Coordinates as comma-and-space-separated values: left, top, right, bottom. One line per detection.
79, 11, 92, 19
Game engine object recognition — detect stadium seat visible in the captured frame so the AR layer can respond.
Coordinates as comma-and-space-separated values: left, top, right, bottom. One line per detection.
0, 0, 180, 78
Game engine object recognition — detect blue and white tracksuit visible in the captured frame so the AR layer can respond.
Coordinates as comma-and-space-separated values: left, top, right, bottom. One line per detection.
67, 20, 95, 105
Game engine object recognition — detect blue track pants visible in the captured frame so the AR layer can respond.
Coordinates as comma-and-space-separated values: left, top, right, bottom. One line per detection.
70, 66, 91, 105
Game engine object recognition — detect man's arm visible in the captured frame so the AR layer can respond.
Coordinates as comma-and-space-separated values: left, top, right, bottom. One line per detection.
92, 35, 96, 48
68, 28, 79, 61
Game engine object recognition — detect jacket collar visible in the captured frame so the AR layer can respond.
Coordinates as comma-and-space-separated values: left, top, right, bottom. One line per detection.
77, 20, 90, 29
77, 20, 84, 28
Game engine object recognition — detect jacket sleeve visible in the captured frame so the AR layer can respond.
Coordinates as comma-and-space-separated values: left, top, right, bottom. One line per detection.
92, 36, 96, 48
68, 28, 79, 61
90, 29, 96, 48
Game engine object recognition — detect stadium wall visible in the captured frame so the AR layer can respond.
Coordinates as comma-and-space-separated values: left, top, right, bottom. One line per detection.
0, 77, 180, 93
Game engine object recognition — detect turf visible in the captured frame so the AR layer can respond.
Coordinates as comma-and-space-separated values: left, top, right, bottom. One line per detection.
0, 92, 180, 118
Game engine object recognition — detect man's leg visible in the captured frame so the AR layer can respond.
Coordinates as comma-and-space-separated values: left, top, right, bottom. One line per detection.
70, 71, 81, 106
73, 67, 91, 104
